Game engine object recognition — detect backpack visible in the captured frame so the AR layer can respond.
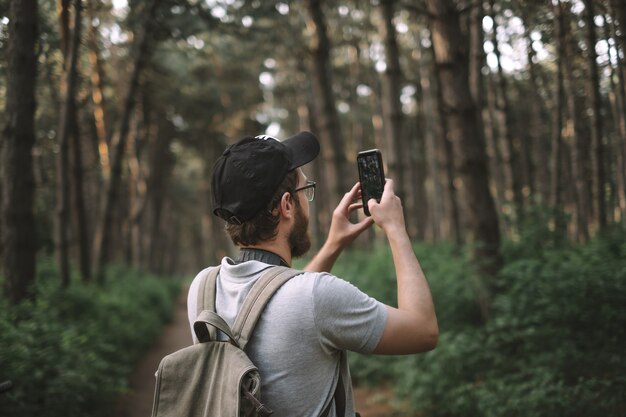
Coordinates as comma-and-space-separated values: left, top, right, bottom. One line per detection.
151, 265, 344, 417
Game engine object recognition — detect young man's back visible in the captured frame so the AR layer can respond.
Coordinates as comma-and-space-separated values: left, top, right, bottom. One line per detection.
190, 131, 437, 416
187, 258, 387, 417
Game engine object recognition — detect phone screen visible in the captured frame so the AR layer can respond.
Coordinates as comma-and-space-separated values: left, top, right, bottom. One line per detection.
357, 150, 385, 216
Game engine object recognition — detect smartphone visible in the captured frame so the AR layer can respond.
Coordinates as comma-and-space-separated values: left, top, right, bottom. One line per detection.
357, 149, 385, 216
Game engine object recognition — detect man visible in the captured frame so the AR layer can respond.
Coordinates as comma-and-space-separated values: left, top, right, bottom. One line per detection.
187, 131, 438, 417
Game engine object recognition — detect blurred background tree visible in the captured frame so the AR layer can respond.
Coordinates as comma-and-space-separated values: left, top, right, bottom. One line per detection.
1, 0, 625, 308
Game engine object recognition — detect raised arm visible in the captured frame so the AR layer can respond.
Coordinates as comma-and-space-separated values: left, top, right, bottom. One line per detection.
369, 180, 438, 354
304, 182, 374, 273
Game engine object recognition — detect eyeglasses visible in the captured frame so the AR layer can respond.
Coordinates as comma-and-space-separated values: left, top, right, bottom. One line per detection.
294, 180, 316, 202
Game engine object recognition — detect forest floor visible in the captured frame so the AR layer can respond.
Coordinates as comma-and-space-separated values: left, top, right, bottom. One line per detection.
115, 286, 408, 417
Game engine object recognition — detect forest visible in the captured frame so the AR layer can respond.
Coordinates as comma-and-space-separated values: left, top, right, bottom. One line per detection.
1, 0, 625, 416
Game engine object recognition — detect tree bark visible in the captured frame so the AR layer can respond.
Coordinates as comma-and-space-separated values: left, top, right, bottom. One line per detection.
468, 0, 485, 108
426, 32, 463, 245
562, 13, 591, 242
56, 0, 71, 285
523, 21, 550, 203
379, 0, 407, 206
607, 5, 626, 218
86, 0, 110, 178
424, 0, 502, 279
550, 0, 566, 240
604, 14, 626, 219
57, 0, 70, 59
68, 0, 91, 282
93, 0, 161, 281
2, 0, 39, 303
581, 0, 607, 231
611, 0, 626, 99
305, 0, 347, 205
145, 119, 176, 273
489, 0, 524, 223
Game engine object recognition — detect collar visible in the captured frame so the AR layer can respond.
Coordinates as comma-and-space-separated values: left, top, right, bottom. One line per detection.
237, 248, 289, 267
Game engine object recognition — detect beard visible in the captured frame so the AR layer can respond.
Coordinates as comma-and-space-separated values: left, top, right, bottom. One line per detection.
288, 202, 311, 258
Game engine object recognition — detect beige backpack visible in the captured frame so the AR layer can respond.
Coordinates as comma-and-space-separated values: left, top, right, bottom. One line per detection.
151, 266, 301, 417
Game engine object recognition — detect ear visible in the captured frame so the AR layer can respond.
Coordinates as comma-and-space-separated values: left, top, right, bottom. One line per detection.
278, 191, 295, 220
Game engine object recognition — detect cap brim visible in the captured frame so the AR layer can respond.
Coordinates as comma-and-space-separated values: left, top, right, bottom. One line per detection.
282, 131, 320, 170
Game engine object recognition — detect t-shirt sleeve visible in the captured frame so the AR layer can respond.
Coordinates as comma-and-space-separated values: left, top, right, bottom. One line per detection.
312, 273, 387, 354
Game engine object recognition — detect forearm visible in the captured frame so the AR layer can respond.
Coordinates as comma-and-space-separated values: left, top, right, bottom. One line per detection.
387, 227, 436, 323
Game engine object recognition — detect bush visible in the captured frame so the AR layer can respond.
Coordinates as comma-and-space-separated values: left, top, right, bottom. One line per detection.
331, 242, 481, 386
0, 260, 181, 417
335, 225, 626, 416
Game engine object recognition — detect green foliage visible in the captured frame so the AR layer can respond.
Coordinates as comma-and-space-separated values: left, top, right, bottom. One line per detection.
339, 225, 626, 416
333, 242, 482, 385
0, 260, 181, 417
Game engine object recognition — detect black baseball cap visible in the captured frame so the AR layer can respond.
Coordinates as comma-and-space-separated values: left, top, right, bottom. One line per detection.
212, 131, 320, 224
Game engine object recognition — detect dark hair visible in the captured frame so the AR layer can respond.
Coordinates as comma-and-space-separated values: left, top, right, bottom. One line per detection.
225, 170, 299, 246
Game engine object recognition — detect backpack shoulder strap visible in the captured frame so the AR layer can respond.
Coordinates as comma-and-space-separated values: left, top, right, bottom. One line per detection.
232, 266, 302, 349
196, 266, 221, 316
195, 266, 221, 342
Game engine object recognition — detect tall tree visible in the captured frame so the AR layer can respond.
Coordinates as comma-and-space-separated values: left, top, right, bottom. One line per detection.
523, 18, 550, 203
604, 13, 626, 217
93, 0, 161, 281
489, 0, 524, 223
305, 0, 347, 204
562, 9, 591, 242
57, 0, 86, 286
379, 0, 407, 205
2, 0, 39, 303
424, 0, 502, 280
429, 37, 463, 246
582, 0, 607, 231
86, 0, 110, 178
550, 0, 566, 240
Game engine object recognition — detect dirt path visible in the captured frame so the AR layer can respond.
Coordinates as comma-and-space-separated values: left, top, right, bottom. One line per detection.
116, 286, 402, 417
116, 286, 193, 417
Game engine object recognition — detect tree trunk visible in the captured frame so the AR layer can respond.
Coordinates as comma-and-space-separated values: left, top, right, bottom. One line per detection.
562, 15, 591, 242
489, 0, 524, 223
422, 77, 443, 241
468, 0, 485, 107
93, 0, 161, 281
550, 0, 566, 240
581, 0, 607, 231
68, 0, 91, 282
57, 0, 84, 286
146, 121, 176, 273
379, 0, 407, 207
611, 0, 626, 98
411, 87, 429, 241
127, 104, 146, 269
425, 0, 502, 281
2, 0, 39, 303
607, 6, 626, 218
57, 0, 70, 59
604, 15, 626, 219
427, 32, 463, 245
305, 0, 347, 205
485, 75, 507, 232
200, 136, 234, 264
523, 21, 550, 203
86, 0, 110, 178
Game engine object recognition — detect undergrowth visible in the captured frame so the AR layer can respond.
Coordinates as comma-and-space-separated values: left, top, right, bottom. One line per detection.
337, 222, 626, 417
0, 260, 181, 417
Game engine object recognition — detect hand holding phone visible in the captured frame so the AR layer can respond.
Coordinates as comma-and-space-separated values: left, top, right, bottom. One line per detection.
357, 149, 385, 216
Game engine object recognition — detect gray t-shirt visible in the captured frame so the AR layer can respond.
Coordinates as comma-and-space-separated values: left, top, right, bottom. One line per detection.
187, 257, 387, 417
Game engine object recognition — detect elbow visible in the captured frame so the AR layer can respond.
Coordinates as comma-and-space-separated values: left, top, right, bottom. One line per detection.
422, 320, 439, 352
